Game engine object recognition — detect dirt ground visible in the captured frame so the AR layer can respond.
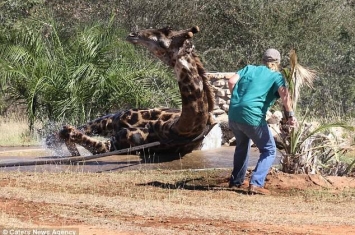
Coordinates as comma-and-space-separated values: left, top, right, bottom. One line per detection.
0, 167, 355, 235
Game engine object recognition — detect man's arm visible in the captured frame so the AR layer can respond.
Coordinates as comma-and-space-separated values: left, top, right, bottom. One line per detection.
228, 73, 240, 92
278, 86, 297, 126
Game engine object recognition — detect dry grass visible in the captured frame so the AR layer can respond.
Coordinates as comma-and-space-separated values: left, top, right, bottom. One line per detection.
0, 169, 354, 235
0, 115, 40, 146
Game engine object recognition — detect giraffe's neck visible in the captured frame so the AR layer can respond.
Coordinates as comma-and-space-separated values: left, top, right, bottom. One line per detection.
171, 52, 213, 137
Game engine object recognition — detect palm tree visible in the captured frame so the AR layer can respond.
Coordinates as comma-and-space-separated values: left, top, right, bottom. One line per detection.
279, 50, 354, 176
0, 16, 181, 131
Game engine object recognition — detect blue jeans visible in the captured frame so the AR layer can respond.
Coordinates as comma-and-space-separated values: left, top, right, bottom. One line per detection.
228, 120, 276, 187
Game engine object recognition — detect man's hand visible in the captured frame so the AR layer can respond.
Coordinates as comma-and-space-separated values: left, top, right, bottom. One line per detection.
287, 116, 298, 128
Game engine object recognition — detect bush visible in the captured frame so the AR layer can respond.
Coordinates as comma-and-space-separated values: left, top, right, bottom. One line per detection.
1, 0, 355, 123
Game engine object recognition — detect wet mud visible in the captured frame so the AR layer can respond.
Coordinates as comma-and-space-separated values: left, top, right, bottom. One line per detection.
0, 145, 281, 173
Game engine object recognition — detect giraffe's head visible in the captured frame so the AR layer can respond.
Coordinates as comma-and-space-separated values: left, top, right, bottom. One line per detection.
127, 26, 199, 66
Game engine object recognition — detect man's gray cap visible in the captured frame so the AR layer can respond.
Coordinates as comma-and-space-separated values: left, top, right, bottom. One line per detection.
263, 48, 281, 63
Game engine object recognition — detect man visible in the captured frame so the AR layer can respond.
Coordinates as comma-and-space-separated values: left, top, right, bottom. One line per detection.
228, 48, 297, 195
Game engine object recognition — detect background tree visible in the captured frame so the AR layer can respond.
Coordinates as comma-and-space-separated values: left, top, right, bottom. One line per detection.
0, 14, 180, 129
1, 0, 355, 126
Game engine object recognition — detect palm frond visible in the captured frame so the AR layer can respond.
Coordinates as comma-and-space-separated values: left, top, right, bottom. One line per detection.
287, 49, 317, 111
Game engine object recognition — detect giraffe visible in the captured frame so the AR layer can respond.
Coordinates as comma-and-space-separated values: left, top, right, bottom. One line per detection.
46, 26, 217, 157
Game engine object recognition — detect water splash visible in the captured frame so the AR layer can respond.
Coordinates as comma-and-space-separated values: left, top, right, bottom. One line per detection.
200, 123, 222, 150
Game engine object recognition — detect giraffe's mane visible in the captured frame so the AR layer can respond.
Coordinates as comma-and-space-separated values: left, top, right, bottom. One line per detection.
193, 52, 215, 113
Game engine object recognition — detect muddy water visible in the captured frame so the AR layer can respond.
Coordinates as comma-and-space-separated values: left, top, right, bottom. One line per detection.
0, 146, 281, 173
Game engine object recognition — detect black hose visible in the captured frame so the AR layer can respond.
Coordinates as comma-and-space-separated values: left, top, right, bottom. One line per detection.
0, 141, 160, 168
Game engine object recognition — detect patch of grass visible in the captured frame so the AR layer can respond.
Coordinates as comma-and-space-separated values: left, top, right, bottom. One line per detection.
283, 188, 355, 203
0, 115, 40, 146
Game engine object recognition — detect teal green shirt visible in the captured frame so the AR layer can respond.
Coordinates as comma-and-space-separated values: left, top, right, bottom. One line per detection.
228, 65, 286, 126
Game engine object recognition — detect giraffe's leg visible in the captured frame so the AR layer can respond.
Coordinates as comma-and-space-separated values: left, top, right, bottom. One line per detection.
64, 140, 81, 156
59, 125, 111, 155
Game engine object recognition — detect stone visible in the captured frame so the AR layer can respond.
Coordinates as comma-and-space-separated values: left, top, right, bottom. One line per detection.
216, 97, 227, 105
212, 109, 225, 115
216, 88, 226, 97
213, 80, 226, 87
222, 104, 229, 112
